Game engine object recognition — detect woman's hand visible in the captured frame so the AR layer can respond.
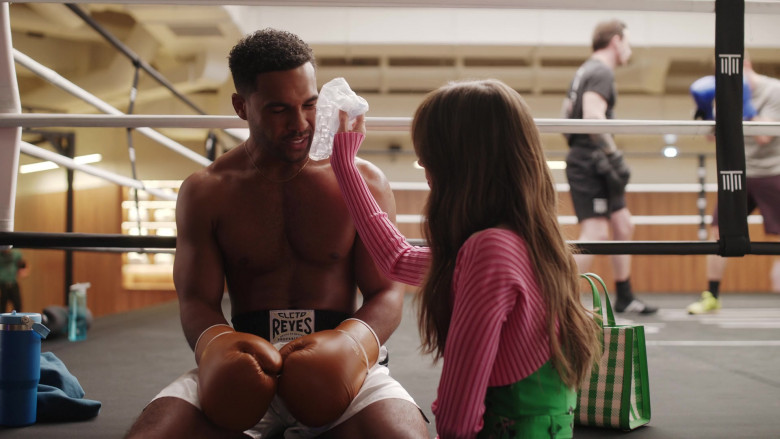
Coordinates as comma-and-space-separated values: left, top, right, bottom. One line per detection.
337, 110, 366, 135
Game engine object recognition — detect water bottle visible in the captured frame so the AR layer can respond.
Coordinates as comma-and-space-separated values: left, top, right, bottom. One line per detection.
310, 77, 369, 160
68, 282, 90, 342
0, 311, 50, 426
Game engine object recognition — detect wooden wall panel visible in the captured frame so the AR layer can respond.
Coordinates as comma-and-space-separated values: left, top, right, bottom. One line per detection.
14, 186, 177, 319
71, 187, 178, 317
12, 192, 67, 315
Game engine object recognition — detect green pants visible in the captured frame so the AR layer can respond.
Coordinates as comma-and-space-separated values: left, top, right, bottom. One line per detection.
478, 361, 576, 439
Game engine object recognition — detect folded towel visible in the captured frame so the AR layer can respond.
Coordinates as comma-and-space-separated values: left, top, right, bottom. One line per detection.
37, 352, 101, 422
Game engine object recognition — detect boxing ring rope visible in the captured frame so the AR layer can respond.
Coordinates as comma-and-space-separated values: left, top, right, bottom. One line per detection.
12, 49, 212, 167
2, 114, 780, 137
63, 4, 210, 119
4, 115, 780, 255
0, 2, 20, 241
3, 230, 780, 257
19, 141, 177, 202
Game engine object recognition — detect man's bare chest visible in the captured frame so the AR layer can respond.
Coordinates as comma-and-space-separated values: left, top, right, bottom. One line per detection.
214, 187, 356, 270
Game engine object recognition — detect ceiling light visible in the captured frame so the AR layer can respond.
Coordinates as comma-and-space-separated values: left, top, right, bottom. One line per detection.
20, 153, 102, 174
547, 160, 566, 170
19, 161, 59, 174
662, 146, 679, 158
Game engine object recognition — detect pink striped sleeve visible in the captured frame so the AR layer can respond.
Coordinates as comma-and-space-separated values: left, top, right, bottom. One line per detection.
433, 231, 531, 439
331, 132, 430, 286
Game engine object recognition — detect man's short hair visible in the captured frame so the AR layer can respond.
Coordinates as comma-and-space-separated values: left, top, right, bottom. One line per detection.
228, 28, 315, 96
592, 19, 627, 52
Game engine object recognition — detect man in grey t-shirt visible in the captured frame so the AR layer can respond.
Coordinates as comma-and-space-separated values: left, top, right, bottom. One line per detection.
562, 19, 657, 314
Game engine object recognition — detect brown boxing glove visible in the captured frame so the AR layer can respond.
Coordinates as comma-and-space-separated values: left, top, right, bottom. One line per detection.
277, 318, 380, 427
195, 325, 283, 431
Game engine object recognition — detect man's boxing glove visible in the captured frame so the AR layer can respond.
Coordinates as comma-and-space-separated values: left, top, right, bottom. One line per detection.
277, 318, 380, 427
690, 75, 757, 121
691, 75, 716, 120
742, 79, 757, 120
195, 324, 283, 431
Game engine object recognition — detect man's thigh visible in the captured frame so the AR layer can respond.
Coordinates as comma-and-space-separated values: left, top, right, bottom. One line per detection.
125, 397, 250, 439
317, 398, 429, 439
748, 175, 780, 235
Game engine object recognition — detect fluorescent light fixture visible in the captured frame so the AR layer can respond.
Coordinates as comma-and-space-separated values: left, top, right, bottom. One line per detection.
547, 160, 566, 170
19, 161, 59, 174
662, 146, 679, 158
413, 160, 424, 170
20, 153, 102, 174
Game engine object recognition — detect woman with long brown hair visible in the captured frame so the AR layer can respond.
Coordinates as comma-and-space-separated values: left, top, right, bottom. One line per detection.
331, 79, 601, 438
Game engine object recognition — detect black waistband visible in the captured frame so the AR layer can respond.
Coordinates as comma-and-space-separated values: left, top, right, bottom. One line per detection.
231, 309, 352, 341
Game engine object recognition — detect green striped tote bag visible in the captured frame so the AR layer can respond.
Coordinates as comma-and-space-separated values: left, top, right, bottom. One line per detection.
575, 273, 651, 431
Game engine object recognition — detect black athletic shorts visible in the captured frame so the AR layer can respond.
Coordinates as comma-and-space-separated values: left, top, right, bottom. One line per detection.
565, 146, 627, 222
712, 174, 780, 235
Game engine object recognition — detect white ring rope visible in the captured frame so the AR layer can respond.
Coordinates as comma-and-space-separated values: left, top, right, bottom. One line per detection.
13, 49, 212, 167
0, 3, 20, 238
392, 182, 720, 193
2, 114, 780, 136
6, 1, 780, 15
20, 141, 177, 201
396, 213, 762, 226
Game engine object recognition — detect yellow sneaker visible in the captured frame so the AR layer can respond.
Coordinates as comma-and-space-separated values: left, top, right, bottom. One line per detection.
687, 291, 721, 315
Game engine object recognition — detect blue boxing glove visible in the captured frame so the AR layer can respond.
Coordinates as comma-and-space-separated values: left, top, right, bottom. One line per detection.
690, 75, 757, 121
691, 75, 716, 120
742, 79, 757, 120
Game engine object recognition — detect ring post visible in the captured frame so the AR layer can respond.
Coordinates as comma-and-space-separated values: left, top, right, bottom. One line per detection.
714, 0, 750, 257
0, 2, 21, 250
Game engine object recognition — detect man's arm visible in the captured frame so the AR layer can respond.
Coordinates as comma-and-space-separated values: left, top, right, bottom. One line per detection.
583, 90, 619, 153
560, 97, 572, 118
753, 114, 774, 146
16, 254, 29, 278
752, 82, 780, 145
173, 173, 230, 350
350, 160, 405, 345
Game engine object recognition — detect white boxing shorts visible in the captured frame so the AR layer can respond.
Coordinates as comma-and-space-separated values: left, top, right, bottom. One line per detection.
150, 346, 420, 439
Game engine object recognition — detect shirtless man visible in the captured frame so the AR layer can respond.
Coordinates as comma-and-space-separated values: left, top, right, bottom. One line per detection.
125, 28, 428, 439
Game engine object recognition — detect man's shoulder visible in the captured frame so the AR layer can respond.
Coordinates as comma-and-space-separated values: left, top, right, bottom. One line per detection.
183, 149, 242, 187
177, 161, 240, 210
180, 167, 219, 194
354, 157, 391, 190
761, 74, 780, 95
581, 58, 613, 80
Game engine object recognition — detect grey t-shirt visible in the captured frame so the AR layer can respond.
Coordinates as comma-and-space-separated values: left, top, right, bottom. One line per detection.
564, 58, 616, 149
745, 74, 780, 177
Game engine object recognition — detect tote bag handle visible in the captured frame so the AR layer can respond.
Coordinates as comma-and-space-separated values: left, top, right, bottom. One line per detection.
580, 272, 616, 327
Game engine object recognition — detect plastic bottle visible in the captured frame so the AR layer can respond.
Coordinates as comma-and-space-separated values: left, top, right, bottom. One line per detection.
68, 282, 90, 342
310, 77, 369, 160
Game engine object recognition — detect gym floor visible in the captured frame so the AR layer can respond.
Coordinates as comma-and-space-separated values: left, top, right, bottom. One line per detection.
1, 292, 779, 438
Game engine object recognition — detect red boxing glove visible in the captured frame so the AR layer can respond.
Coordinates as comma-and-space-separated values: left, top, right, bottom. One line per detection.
277, 318, 380, 427
195, 325, 283, 431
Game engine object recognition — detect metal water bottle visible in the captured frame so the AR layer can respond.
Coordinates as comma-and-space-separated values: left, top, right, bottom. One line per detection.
68, 282, 90, 342
0, 311, 50, 426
